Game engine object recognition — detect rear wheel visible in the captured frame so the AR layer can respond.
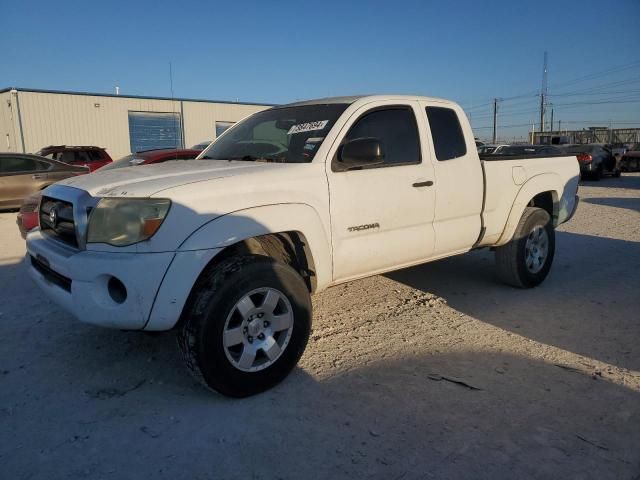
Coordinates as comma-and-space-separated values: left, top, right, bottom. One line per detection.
177, 255, 312, 397
495, 207, 555, 288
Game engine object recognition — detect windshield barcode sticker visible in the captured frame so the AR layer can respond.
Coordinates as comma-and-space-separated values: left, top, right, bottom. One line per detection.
287, 120, 329, 135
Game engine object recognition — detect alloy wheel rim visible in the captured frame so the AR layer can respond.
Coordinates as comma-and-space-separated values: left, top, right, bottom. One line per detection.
525, 226, 549, 274
222, 287, 294, 372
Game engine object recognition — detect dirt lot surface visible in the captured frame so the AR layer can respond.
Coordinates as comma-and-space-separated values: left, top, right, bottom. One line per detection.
1, 175, 639, 480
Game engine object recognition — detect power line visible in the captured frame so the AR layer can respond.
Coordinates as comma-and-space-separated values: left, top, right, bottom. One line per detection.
460, 60, 640, 111
548, 60, 640, 90
548, 89, 640, 97
472, 120, 640, 131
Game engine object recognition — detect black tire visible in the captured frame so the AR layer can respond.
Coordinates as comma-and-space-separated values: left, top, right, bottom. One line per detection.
593, 166, 603, 180
495, 207, 555, 288
177, 254, 312, 397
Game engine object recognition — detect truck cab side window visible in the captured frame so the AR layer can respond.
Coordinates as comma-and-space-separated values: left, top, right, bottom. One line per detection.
426, 107, 467, 161
341, 107, 421, 167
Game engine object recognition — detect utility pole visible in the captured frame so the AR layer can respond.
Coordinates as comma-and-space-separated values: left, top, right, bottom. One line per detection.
609, 121, 613, 143
558, 120, 561, 133
531, 121, 535, 144
492, 98, 498, 143
550, 105, 554, 132
539, 51, 548, 138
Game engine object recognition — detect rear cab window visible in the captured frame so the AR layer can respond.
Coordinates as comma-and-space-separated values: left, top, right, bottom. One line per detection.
425, 107, 467, 161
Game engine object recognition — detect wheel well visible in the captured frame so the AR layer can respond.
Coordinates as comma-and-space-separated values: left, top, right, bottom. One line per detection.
528, 191, 557, 224
202, 232, 317, 293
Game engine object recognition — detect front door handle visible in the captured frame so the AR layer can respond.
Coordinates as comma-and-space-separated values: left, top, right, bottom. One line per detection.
412, 180, 434, 188
32, 174, 46, 180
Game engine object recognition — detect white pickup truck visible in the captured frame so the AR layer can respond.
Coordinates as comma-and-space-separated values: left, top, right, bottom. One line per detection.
26, 95, 579, 397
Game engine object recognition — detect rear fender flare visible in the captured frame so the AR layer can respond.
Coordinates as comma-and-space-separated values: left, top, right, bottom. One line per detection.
496, 173, 562, 246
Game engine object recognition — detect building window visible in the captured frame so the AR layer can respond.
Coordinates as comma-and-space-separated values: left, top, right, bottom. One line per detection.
216, 121, 235, 137
128, 111, 183, 153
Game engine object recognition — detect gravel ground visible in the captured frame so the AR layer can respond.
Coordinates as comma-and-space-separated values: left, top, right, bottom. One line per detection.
1, 174, 639, 480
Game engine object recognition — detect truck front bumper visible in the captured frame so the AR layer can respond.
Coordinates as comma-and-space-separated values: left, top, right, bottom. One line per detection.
26, 230, 219, 331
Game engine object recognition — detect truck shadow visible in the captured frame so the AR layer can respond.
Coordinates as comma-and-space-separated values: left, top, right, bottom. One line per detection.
582, 196, 640, 213
386, 231, 640, 373
4, 337, 640, 478
580, 174, 640, 190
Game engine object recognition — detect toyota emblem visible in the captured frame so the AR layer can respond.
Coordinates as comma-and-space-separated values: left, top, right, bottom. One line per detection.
49, 207, 58, 227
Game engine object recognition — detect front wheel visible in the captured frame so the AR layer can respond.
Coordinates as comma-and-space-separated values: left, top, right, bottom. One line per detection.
177, 255, 312, 397
495, 207, 555, 288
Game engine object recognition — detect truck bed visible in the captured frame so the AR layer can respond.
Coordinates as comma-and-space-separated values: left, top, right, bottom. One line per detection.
479, 153, 569, 161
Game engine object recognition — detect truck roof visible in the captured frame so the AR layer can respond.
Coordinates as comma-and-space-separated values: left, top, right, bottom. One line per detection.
281, 94, 455, 108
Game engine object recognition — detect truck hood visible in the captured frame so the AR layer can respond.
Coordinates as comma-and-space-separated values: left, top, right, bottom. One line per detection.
56, 160, 281, 197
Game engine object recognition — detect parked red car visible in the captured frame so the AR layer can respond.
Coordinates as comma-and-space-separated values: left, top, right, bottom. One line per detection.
97, 148, 203, 171
36, 145, 113, 172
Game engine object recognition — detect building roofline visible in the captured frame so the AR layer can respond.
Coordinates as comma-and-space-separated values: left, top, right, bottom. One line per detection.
0, 87, 275, 107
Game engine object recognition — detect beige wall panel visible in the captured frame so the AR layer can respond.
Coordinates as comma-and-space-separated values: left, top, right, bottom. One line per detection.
14, 90, 271, 159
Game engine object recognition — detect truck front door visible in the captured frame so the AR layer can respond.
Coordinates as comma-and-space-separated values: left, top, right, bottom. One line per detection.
326, 101, 436, 281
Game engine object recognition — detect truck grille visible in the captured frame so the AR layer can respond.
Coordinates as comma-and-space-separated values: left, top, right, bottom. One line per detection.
39, 196, 78, 247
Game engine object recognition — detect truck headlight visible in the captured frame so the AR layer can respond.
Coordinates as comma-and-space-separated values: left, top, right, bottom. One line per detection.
87, 198, 171, 246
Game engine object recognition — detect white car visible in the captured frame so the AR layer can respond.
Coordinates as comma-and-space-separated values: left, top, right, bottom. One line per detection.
27, 95, 580, 397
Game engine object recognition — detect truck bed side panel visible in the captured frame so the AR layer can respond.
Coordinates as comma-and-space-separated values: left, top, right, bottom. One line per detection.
480, 156, 579, 246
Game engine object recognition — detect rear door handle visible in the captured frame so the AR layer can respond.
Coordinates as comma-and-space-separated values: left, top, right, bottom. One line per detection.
412, 180, 434, 187
32, 174, 46, 180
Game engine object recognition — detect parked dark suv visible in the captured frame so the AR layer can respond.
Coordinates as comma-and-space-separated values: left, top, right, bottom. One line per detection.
36, 145, 113, 172
560, 144, 620, 180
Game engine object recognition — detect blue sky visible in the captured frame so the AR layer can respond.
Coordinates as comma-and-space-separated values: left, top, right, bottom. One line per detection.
3, 0, 639, 140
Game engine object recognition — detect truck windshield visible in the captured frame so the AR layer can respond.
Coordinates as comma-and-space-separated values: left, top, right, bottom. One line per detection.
200, 104, 349, 163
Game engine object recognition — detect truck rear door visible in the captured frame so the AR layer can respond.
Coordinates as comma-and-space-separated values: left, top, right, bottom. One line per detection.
418, 101, 484, 256
326, 100, 436, 281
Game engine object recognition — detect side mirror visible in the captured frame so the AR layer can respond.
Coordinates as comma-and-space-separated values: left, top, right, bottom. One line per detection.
338, 137, 384, 170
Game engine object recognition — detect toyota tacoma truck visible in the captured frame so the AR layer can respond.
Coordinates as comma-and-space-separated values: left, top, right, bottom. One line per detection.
26, 95, 580, 397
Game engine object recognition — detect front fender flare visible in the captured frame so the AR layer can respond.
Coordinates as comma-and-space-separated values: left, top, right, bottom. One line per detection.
178, 204, 332, 288
144, 203, 332, 331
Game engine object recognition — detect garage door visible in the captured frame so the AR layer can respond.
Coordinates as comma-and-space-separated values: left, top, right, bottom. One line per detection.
128, 111, 183, 153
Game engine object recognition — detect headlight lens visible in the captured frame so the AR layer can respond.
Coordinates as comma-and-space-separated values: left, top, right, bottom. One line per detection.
87, 198, 171, 246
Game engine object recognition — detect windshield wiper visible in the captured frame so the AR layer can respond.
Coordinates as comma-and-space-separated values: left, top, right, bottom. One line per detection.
201, 155, 284, 162
227, 155, 283, 163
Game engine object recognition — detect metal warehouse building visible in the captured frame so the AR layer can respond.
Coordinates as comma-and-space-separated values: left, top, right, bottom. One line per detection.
0, 87, 272, 159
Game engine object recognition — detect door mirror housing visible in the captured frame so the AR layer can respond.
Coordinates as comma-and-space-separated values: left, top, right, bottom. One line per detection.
337, 137, 384, 170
